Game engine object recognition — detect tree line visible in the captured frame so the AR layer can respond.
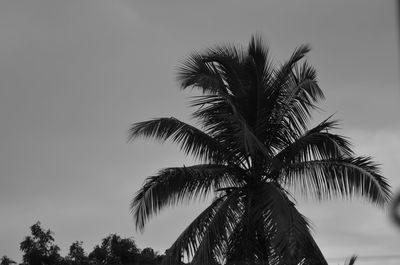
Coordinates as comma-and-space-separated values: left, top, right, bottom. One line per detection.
1, 221, 358, 265
1, 222, 172, 265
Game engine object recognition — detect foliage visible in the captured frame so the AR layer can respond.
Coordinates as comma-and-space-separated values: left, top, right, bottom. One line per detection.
19, 222, 62, 265
2, 222, 164, 265
88, 234, 139, 265
136, 248, 163, 265
129, 35, 391, 265
0, 256, 16, 265
66, 241, 89, 265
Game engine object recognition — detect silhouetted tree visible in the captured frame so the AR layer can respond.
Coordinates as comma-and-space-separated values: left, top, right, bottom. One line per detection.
8, 222, 168, 265
137, 248, 157, 265
0, 256, 16, 265
88, 234, 139, 265
141, 248, 156, 260
129, 35, 391, 265
20, 222, 62, 265
66, 241, 89, 265
88, 245, 107, 265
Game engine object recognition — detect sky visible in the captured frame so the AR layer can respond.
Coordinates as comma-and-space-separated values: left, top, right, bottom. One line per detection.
0, 0, 399, 264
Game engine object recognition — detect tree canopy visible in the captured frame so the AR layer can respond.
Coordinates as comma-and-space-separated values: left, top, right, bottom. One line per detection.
3, 222, 165, 265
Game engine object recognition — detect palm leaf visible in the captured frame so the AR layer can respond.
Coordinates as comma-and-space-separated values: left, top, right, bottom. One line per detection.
282, 156, 391, 205
190, 190, 243, 265
271, 118, 353, 173
129, 117, 229, 163
131, 164, 244, 230
191, 94, 273, 162
162, 195, 227, 264
178, 44, 246, 98
252, 183, 328, 265
225, 201, 271, 264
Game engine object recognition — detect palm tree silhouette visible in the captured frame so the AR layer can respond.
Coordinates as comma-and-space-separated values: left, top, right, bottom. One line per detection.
129, 35, 391, 265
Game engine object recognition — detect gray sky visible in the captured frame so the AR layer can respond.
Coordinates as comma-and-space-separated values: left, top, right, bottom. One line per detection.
0, 1, 399, 264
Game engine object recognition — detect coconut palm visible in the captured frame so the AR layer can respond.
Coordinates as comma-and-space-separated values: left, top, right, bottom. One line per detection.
129, 35, 391, 265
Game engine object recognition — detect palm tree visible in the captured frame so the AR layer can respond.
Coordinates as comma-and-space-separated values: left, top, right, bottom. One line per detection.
129, 35, 391, 265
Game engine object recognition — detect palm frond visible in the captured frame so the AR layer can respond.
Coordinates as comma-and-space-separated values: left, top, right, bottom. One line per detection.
266, 44, 311, 104
191, 190, 243, 265
281, 61, 324, 124
252, 183, 328, 265
247, 35, 274, 127
191, 94, 273, 162
225, 201, 271, 264
247, 34, 272, 86
274, 44, 311, 85
131, 164, 244, 230
129, 117, 228, 163
178, 44, 246, 98
225, 218, 247, 264
282, 157, 392, 205
177, 51, 227, 95
255, 46, 317, 152
271, 118, 353, 173
162, 195, 227, 265
262, 64, 323, 149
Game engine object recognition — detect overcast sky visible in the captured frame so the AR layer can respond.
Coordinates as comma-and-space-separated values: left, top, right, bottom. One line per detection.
0, 1, 399, 264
